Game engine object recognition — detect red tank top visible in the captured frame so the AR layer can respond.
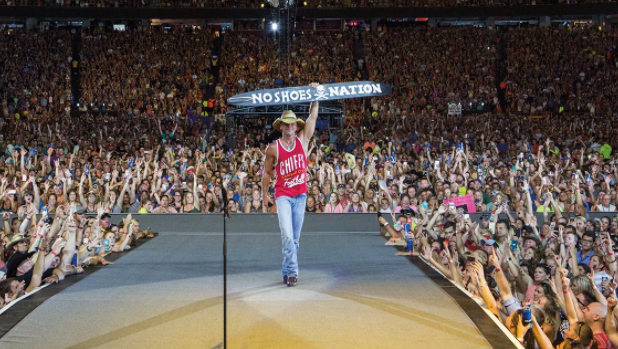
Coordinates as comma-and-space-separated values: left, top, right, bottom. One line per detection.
273, 137, 308, 198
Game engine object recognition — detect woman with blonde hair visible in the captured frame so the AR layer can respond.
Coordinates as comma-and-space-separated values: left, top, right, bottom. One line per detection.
182, 191, 201, 213
569, 275, 594, 298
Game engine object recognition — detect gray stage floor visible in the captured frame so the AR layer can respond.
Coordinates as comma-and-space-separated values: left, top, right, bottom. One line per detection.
0, 231, 492, 349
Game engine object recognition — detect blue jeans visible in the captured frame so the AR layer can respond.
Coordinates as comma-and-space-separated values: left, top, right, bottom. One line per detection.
275, 193, 307, 278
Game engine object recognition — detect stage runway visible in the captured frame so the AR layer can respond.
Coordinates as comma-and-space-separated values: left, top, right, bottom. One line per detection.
0, 230, 495, 349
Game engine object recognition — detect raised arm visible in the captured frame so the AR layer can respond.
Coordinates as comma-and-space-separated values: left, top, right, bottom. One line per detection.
300, 86, 320, 148
157, 119, 163, 136
78, 174, 88, 207
606, 298, 618, 348
262, 143, 277, 208
129, 176, 137, 205
560, 272, 579, 324
193, 174, 200, 211
531, 316, 553, 349
488, 251, 515, 312
425, 204, 447, 241
31, 177, 40, 210
111, 214, 133, 252
20, 148, 26, 174
522, 180, 533, 217
118, 174, 131, 207
470, 262, 501, 319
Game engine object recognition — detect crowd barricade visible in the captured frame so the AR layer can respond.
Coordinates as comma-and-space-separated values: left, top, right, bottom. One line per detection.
11, 211, 613, 235
416, 249, 525, 349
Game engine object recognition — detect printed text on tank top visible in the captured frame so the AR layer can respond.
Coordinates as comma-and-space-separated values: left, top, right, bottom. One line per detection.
273, 137, 308, 198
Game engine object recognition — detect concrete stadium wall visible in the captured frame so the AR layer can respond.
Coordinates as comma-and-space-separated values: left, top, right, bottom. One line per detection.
95, 211, 617, 235
16, 212, 612, 235
105, 213, 380, 234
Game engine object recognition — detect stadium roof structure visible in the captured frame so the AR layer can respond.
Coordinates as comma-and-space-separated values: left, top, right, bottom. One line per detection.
2, 3, 617, 20
226, 103, 343, 117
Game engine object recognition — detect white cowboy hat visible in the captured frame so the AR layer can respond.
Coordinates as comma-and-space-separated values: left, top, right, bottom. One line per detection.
273, 110, 305, 132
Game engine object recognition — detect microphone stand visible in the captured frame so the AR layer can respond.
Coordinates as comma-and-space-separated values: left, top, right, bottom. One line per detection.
220, 185, 230, 349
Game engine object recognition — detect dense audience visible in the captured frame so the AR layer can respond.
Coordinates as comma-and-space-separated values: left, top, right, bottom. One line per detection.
219, 30, 355, 98
0, 29, 72, 119
361, 26, 498, 117
2, 23, 618, 349
0, 0, 613, 7
388, 151, 618, 348
79, 26, 216, 115
505, 26, 618, 115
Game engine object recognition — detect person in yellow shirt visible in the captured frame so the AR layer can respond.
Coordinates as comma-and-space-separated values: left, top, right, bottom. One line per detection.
137, 200, 153, 214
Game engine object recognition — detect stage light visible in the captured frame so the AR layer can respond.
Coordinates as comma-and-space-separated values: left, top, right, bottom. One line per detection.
303, 1, 307, 5
261, 3, 264, 7
271, 22, 278, 31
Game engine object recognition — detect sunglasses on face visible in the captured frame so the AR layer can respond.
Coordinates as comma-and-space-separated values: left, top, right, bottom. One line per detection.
576, 297, 589, 310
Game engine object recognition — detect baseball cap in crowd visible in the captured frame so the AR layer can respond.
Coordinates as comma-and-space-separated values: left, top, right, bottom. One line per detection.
408, 170, 424, 178
522, 234, 542, 247
400, 208, 416, 217
479, 238, 497, 247
187, 166, 195, 174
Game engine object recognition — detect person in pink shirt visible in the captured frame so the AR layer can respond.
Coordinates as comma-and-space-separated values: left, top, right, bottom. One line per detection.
324, 192, 344, 213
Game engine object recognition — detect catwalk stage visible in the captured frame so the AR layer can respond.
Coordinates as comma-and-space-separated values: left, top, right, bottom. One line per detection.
0, 223, 512, 349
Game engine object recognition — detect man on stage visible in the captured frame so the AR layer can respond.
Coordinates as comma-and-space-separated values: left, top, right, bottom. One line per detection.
262, 83, 319, 287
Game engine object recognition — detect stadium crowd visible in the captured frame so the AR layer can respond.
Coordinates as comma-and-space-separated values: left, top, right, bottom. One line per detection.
0, 29, 72, 119
2, 23, 618, 349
